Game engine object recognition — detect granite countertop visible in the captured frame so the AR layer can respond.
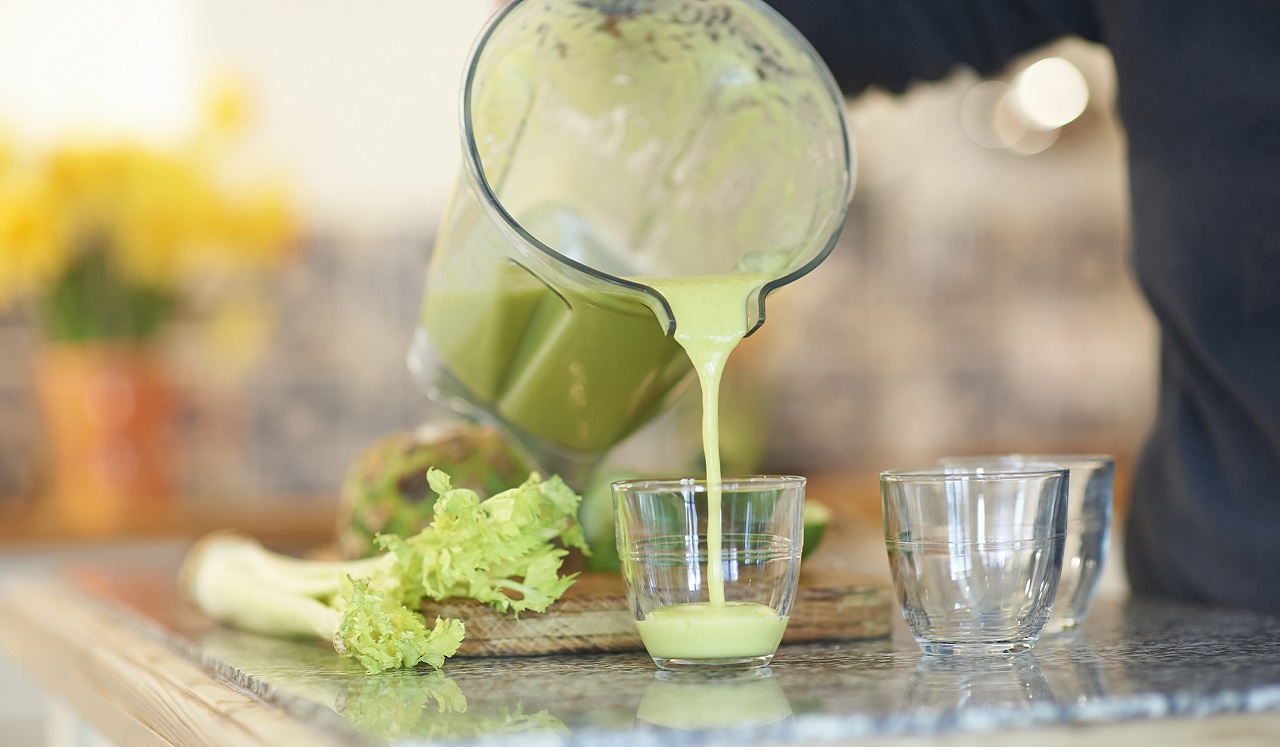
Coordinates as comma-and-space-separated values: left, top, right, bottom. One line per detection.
199, 595, 1280, 745
5, 539, 1280, 746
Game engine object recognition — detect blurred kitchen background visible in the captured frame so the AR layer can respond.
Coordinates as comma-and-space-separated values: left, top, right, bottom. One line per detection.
0, 2, 1154, 528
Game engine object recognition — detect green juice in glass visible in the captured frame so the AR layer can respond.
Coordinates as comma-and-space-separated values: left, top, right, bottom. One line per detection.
632, 274, 789, 661
634, 600, 788, 661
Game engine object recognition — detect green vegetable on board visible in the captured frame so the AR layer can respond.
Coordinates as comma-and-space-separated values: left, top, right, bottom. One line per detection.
335, 423, 537, 559
181, 469, 588, 673
802, 499, 832, 560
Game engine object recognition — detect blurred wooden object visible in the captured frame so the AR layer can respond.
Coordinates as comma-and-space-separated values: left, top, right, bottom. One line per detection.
0, 493, 338, 549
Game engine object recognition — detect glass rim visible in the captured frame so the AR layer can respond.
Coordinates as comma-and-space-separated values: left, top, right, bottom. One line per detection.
880, 467, 1068, 482
937, 453, 1115, 468
612, 475, 806, 493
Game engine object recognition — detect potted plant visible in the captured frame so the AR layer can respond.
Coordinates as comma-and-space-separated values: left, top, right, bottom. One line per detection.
0, 84, 295, 533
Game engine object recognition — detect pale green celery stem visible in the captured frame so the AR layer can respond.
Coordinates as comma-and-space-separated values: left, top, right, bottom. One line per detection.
239, 544, 391, 597
187, 534, 389, 641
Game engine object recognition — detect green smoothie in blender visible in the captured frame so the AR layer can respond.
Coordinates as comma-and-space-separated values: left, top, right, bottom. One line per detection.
421, 262, 690, 456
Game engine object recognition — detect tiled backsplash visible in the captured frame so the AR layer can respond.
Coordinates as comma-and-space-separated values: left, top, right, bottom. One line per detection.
0, 44, 1158, 509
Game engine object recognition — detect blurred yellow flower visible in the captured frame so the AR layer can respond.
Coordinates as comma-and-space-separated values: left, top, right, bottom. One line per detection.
0, 171, 67, 307
0, 78, 297, 342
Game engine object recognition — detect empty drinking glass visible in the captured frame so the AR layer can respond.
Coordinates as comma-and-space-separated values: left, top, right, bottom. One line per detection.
938, 454, 1114, 632
880, 467, 1069, 654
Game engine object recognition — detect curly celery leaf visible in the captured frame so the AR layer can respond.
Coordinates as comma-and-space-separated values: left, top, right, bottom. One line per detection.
378, 470, 589, 617
336, 577, 465, 674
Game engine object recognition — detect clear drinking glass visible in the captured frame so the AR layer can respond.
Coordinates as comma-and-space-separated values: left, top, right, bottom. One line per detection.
880, 467, 1069, 655
938, 454, 1114, 632
613, 476, 805, 670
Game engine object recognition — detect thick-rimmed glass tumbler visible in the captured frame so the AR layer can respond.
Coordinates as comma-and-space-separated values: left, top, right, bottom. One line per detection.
938, 454, 1114, 632
881, 468, 1068, 655
613, 476, 804, 671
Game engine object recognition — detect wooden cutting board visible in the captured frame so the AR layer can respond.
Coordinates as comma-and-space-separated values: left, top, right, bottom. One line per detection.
424, 568, 892, 657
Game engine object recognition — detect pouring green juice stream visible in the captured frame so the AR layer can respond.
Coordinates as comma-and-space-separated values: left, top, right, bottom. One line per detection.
630, 274, 789, 660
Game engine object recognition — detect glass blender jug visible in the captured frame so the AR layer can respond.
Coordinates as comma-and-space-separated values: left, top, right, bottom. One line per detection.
409, 0, 854, 484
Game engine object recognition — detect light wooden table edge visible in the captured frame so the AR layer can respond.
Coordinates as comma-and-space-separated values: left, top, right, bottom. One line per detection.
0, 581, 350, 747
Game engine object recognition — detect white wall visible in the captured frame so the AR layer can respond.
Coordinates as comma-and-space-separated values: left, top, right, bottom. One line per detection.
0, 0, 493, 234
194, 1, 493, 233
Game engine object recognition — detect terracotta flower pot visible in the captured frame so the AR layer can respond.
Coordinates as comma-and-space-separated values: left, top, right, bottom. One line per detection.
33, 343, 178, 534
